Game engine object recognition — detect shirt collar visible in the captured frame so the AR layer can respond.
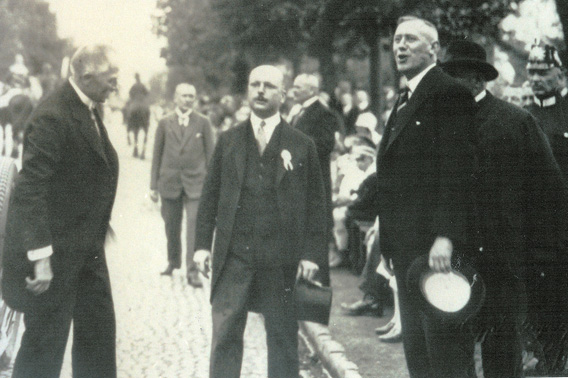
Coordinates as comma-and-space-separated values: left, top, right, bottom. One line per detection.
175, 107, 193, 119
302, 96, 319, 109
250, 112, 281, 144
406, 63, 436, 98
561, 87, 568, 97
69, 77, 96, 110
475, 90, 487, 103
535, 95, 557, 108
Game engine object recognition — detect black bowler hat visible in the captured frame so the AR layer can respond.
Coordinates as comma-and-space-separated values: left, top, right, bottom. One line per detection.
406, 254, 485, 325
441, 40, 499, 82
294, 279, 332, 325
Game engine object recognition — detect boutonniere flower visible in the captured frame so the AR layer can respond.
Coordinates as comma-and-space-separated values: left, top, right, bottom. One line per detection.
281, 149, 293, 171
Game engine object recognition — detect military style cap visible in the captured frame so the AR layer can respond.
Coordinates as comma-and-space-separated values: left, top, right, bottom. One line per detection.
527, 39, 563, 70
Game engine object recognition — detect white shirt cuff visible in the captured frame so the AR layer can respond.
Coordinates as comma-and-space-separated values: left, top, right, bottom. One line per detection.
27, 245, 53, 261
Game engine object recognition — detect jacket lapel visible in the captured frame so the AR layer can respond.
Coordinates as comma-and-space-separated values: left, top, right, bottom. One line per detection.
168, 116, 183, 144
180, 112, 198, 148
384, 67, 441, 152
71, 100, 108, 165
233, 121, 249, 185
275, 123, 288, 186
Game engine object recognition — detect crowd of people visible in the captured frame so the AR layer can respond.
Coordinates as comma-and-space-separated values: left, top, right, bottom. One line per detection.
3, 12, 568, 378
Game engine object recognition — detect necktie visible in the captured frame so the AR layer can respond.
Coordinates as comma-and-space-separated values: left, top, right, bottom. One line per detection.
396, 87, 409, 112
179, 116, 189, 127
291, 107, 304, 127
257, 120, 267, 155
91, 106, 104, 137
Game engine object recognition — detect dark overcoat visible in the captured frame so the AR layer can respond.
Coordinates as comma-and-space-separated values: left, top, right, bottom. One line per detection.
2, 82, 119, 313
377, 67, 478, 267
194, 119, 327, 300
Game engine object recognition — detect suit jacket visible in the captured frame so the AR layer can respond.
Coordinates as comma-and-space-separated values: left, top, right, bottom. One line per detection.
476, 92, 568, 275
150, 111, 214, 200
195, 119, 327, 300
377, 67, 477, 266
294, 100, 338, 196
2, 82, 119, 313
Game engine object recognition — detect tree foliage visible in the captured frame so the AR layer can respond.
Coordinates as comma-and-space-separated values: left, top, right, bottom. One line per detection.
0, 0, 69, 78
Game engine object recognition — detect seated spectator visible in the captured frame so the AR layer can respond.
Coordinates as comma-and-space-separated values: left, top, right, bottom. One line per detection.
355, 112, 381, 146
332, 145, 376, 267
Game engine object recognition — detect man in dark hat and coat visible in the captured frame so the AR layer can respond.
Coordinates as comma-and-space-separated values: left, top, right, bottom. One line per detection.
442, 40, 568, 377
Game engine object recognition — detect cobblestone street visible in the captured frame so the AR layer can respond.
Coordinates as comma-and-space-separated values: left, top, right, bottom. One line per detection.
3, 113, 303, 378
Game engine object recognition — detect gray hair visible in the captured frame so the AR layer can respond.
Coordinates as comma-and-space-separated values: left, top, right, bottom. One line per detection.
70, 44, 117, 77
295, 74, 320, 91
397, 16, 439, 44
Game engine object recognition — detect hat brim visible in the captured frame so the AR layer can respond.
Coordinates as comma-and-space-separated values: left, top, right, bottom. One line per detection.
406, 254, 485, 324
441, 59, 499, 82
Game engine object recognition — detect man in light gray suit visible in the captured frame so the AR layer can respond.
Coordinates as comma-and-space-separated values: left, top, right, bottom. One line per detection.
150, 83, 214, 286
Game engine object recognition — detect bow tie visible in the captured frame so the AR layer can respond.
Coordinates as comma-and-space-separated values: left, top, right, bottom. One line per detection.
179, 116, 189, 127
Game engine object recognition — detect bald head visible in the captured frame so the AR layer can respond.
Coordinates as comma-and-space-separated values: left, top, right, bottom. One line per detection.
247, 65, 286, 118
249, 65, 285, 90
69, 44, 119, 103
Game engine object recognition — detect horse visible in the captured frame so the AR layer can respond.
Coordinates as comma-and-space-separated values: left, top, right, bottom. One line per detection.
0, 92, 34, 162
123, 99, 150, 159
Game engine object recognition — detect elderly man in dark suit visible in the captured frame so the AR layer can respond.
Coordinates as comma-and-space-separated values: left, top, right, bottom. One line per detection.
150, 82, 214, 286
193, 65, 327, 378
291, 73, 340, 281
376, 17, 477, 377
443, 39, 568, 378
2, 44, 119, 378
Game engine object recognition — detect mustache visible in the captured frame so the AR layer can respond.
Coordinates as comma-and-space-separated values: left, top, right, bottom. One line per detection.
253, 96, 267, 101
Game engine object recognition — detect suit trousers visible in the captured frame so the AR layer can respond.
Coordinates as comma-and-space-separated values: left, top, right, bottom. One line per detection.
210, 255, 299, 378
161, 193, 199, 273
394, 258, 476, 378
12, 252, 116, 378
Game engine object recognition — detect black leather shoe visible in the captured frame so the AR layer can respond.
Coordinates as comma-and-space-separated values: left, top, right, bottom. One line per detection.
187, 271, 203, 288
341, 297, 383, 316
375, 322, 394, 335
378, 327, 402, 343
160, 265, 174, 276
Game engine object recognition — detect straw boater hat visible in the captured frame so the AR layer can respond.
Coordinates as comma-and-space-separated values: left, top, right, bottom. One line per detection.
406, 254, 485, 324
441, 40, 499, 82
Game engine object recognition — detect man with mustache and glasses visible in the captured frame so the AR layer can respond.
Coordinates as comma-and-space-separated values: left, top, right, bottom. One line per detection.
193, 65, 327, 378
376, 16, 477, 377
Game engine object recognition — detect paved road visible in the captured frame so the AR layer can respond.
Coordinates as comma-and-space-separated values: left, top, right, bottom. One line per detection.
2, 111, 286, 377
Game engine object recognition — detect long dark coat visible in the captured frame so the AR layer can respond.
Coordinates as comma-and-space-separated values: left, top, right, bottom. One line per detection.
194, 119, 327, 301
1, 82, 119, 313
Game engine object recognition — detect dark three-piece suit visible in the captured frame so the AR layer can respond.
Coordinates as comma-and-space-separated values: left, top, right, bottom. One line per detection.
2, 81, 119, 377
376, 67, 478, 378
195, 119, 327, 378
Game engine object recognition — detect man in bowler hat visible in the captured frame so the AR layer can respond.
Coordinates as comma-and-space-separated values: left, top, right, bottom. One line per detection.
193, 65, 327, 378
442, 39, 568, 377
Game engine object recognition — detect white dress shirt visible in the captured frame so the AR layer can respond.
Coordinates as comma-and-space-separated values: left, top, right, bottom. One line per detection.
250, 112, 281, 145
406, 63, 437, 99
175, 107, 193, 127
